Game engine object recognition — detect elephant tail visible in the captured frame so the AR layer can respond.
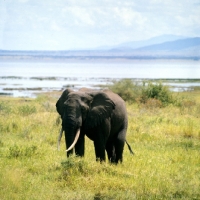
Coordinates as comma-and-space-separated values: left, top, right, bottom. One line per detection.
125, 140, 134, 155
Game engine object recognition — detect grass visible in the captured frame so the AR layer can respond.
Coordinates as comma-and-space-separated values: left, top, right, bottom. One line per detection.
0, 91, 200, 200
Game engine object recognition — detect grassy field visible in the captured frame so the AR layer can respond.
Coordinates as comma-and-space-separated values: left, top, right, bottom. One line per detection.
0, 91, 200, 200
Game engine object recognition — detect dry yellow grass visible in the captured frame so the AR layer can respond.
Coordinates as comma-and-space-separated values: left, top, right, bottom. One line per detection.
0, 91, 200, 199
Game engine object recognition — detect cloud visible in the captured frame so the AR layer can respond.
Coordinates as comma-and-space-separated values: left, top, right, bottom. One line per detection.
0, 0, 199, 50
18, 0, 30, 3
113, 7, 146, 27
67, 7, 95, 26
51, 20, 62, 31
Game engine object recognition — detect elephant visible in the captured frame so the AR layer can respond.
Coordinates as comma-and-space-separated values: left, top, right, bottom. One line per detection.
56, 88, 134, 163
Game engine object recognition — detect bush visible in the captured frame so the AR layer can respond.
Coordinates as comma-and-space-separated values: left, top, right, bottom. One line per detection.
139, 81, 173, 106
107, 79, 174, 106
107, 79, 142, 103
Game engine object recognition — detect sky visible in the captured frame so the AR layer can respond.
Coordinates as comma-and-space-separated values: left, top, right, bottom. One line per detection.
0, 0, 200, 50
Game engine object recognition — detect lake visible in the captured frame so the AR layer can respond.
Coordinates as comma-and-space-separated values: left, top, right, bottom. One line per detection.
0, 59, 200, 97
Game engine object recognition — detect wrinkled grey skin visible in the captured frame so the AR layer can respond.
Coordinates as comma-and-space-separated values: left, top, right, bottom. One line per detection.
56, 88, 131, 163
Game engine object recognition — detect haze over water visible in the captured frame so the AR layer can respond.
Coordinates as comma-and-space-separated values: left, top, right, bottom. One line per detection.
1, 60, 200, 78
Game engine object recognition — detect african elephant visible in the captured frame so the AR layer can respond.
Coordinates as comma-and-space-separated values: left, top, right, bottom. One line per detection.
56, 88, 133, 163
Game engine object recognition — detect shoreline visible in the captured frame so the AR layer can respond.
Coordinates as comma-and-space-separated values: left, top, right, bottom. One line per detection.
1, 57, 200, 64
1, 59, 199, 98
1, 77, 200, 98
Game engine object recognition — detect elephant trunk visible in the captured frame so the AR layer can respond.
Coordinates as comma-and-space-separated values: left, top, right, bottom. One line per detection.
66, 128, 80, 152
62, 106, 82, 156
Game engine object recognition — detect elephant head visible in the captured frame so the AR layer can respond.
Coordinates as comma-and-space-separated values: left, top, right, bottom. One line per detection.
56, 89, 115, 156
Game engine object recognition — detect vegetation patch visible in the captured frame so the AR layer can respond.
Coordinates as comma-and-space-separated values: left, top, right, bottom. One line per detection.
107, 79, 175, 106
3, 87, 43, 91
107, 79, 142, 103
8, 144, 37, 158
0, 90, 200, 199
18, 104, 37, 116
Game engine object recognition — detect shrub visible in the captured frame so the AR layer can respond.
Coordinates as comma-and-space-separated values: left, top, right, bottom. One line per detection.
139, 81, 173, 106
107, 79, 142, 103
107, 79, 174, 106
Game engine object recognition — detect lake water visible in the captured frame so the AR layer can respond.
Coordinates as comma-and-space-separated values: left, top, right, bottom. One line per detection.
0, 60, 200, 97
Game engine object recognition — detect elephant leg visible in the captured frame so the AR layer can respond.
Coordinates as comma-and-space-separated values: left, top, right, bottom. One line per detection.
94, 120, 111, 162
94, 139, 106, 162
75, 134, 85, 157
106, 142, 116, 163
114, 129, 126, 163
93, 128, 107, 162
114, 139, 125, 163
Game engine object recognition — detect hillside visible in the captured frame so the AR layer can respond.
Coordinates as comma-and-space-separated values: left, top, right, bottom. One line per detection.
109, 34, 186, 50
135, 37, 200, 51
0, 36, 200, 60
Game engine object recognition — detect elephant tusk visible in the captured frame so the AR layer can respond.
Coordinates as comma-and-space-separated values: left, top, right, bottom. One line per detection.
57, 127, 63, 151
66, 128, 80, 152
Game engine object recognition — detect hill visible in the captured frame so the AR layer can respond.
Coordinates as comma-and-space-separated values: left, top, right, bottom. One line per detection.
108, 34, 186, 50
0, 36, 200, 60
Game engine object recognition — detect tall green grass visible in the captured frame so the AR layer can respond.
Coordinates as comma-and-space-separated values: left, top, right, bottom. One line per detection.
0, 92, 200, 199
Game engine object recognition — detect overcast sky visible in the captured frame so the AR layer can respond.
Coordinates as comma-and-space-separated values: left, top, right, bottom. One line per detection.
0, 0, 200, 50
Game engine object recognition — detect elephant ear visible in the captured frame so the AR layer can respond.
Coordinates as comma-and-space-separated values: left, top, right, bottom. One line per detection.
56, 88, 73, 116
85, 92, 115, 128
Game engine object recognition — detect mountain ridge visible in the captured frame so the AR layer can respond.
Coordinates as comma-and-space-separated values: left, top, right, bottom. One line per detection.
107, 34, 187, 50
0, 35, 200, 60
